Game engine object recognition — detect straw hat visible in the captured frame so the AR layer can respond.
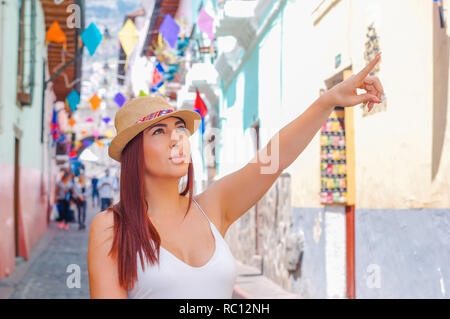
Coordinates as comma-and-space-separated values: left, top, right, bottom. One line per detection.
108, 96, 202, 162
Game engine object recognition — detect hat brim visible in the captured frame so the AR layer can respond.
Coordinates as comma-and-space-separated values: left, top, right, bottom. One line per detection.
108, 109, 202, 162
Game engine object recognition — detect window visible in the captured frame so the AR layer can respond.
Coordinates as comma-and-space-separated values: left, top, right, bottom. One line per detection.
17, 0, 37, 107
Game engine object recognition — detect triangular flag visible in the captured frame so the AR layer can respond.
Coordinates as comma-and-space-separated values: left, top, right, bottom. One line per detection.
69, 149, 77, 159
193, 90, 208, 118
139, 90, 148, 96
152, 66, 163, 86
46, 21, 67, 50
193, 109, 205, 135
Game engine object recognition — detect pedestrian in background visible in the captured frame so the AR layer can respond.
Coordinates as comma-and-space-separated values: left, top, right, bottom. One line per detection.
74, 174, 89, 230
54, 170, 75, 230
98, 168, 118, 211
91, 175, 99, 208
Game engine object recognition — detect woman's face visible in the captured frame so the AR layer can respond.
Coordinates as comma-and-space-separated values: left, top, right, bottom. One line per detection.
142, 116, 191, 179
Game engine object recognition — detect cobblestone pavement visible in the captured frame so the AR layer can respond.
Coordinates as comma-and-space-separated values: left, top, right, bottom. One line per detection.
2, 200, 100, 299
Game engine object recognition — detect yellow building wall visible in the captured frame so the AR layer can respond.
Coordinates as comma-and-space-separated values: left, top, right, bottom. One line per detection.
284, 0, 449, 209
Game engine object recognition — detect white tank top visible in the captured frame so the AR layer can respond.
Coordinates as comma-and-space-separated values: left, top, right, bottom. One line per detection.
127, 198, 237, 299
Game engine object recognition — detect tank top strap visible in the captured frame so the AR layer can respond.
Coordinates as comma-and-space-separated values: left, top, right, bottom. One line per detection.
192, 197, 212, 224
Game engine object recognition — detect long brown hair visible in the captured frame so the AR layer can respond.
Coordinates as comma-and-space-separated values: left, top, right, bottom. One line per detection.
106, 131, 194, 290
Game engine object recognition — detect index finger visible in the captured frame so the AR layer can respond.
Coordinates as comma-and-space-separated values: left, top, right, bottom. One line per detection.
355, 52, 381, 82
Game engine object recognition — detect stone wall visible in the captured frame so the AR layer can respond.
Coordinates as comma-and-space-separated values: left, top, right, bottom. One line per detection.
225, 173, 303, 292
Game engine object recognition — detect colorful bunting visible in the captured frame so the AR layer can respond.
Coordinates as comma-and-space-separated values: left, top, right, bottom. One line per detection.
81, 22, 103, 56
83, 139, 92, 147
197, 8, 214, 40
114, 92, 126, 107
93, 130, 99, 138
85, 117, 94, 123
193, 90, 208, 118
102, 117, 111, 124
81, 130, 87, 136
50, 108, 60, 144
46, 21, 67, 50
158, 14, 180, 48
105, 130, 114, 139
139, 90, 148, 96
68, 117, 76, 127
152, 66, 163, 86
89, 93, 102, 111
118, 19, 139, 56
194, 109, 205, 135
69, 149, 77, 159
66, 89, 80, 112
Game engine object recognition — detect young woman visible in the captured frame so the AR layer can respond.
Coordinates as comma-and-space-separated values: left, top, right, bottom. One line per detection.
74, 174, 88, 230
55, 170, 75, 230
88, 53, 384, 298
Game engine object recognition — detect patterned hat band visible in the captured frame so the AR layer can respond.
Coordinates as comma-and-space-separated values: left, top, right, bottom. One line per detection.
135, 108, 174, 124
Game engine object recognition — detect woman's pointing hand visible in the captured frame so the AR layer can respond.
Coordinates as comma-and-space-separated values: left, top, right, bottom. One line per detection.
323, 52, 385, 111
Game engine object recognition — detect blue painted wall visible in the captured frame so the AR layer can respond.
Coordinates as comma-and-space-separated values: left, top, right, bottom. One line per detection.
290, 206, 450, 298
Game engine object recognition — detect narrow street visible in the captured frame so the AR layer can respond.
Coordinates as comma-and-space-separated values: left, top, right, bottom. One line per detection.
0, 201, 97, 299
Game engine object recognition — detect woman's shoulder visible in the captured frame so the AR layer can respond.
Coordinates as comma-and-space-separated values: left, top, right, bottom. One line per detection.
89, 210, 115, 246
91, 210, 114, 231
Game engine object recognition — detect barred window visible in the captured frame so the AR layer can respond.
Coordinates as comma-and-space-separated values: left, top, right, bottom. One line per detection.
17, 0, 36, 107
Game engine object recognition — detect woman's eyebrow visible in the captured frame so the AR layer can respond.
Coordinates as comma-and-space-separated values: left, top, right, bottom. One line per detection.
149, 120, 186, 130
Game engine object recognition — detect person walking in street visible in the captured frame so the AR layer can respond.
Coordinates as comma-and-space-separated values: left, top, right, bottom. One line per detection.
74, 174, 89, 230
91, 175, 99, 208
98, 168, 117, 211
88, 53, 384, 298
55, 170, 75, 230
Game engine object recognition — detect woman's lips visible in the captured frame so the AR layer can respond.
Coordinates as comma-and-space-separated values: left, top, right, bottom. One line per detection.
169, 153, 185, 164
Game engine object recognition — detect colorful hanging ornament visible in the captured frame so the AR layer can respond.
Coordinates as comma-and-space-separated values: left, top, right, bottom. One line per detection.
66, 89, 80, 112
68, 117, 76, 127
89, 93, 102, 111
105, 130, 114, 139
102, 116, 111, 125
85, 117, 94, 123
197, 8, 214, 40
118, 19, 139, 56
114, 92, 126, 107
69, 149, 77, 159
46, 21, 67, 50
193, 90, 208, 118
81, 22, 103, 56
158, 14, 180, 48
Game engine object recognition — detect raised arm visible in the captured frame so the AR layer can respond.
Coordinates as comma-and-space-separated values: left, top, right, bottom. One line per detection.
207, 53, 384, 229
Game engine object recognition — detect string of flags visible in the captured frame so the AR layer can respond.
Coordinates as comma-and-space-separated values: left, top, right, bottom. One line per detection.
48, 7, 217, 158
